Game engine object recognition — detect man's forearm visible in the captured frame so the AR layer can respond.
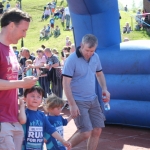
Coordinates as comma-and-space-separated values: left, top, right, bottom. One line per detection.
96, 72, 107, 91
33, 63, 44, 69
63, 83, 76, 106
67, 115, 72, 123
0, 79, 24, 90
52, 62, 59, 68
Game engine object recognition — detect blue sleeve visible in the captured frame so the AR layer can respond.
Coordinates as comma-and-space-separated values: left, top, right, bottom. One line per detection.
53, 56, 59, 64
44, 115, 56, 135
62, 54, 75, 77
61, 116, 68, 126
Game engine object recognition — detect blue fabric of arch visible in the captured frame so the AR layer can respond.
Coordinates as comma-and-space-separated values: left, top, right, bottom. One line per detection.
67, 0, 150, 128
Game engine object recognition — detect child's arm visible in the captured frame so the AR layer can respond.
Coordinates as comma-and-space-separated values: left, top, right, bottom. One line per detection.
67, 115, 73, 123
18, 98, 26, 124
52, 131, 71, 149
45, 116, 71, 149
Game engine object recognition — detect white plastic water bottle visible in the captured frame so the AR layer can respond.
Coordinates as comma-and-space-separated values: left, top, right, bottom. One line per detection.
104, 102, 110, 111
102, 96, 110, 111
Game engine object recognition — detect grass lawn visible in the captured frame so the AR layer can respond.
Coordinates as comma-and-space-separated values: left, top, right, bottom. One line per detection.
120, 10, 150, 41
4, 0, 150, 55
8, 0, 73, 54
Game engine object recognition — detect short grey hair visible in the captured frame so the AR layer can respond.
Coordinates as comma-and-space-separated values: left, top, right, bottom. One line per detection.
81, 34, 98, 48
21, 47, 30, 53
44, 48, 52, 53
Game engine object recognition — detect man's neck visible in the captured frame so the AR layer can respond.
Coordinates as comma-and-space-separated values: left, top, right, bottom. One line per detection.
25, 55, 30, 59
0, 30, 11, 46
79, 48, 89, 61
0, 35, 10, 46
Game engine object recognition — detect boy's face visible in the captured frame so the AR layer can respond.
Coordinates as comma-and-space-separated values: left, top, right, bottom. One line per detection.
49, 107, 62, 116
24, 91, 43, 110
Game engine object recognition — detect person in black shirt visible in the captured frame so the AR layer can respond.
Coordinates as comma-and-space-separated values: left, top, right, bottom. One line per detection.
19, 47, 35, 67
19, 47, 35, 96
44, 48, 63, 98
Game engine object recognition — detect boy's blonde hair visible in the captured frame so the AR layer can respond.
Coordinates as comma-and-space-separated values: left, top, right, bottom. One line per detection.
25, 59, 32, 64
46, 94, 65, 110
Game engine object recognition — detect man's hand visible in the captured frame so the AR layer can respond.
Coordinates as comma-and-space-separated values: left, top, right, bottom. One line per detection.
102, 90, 110, 103
62, 140, 71, 150
69, 104, 80, 118
44, 64, 50, 69
27, 64, 33, 68
21, 76, 38, 89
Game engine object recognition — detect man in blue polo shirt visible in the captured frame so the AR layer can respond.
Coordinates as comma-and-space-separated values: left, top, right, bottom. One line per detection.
62, 34, 110, 150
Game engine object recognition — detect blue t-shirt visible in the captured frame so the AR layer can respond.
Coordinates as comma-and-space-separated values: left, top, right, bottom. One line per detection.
14, 50, 19, 58
44, 115, 68, 150
6, 3, 10, 9
50, 18, 54, 24
26, 68, 32, 76
62, 46, 102, 101
45, 26, 50, 32
22, 109, 56, 150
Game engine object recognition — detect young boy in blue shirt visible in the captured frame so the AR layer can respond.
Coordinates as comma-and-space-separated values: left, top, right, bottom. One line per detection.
50, 18, 55, 34
25, 59, 33, 76
19, 85, 71, 150
44, 95, 72, 150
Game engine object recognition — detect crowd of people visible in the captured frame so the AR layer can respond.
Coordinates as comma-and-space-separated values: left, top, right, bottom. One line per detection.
0, 3, 110, 150
16, 44, 73, 99
123, 4, 149, 32
121, 5, 150, 42
1, 1, 71, 40
0, 0, 20, 17
39, 1, 71, 39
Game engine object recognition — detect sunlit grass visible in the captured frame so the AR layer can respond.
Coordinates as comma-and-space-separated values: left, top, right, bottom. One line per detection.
120, 10, 150, 41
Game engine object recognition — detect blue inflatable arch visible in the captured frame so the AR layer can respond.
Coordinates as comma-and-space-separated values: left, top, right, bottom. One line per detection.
67, 0, 150, 128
